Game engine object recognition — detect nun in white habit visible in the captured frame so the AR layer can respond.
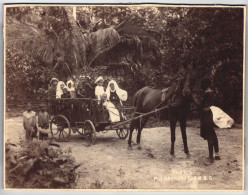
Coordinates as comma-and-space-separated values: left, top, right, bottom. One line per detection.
66, 79, 76, 98
56, 81, 66, 99
106, 80, 128, 120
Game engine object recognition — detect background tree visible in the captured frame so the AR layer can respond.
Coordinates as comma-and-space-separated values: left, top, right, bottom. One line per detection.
5, 6, 244, 121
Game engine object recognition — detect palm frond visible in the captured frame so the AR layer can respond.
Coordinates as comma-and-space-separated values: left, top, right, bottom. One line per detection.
6, 21, 54, 65
104, 61, 139, 76
115, 17, 149, 37
88, 28, 120, 53
88, 34, 142, 69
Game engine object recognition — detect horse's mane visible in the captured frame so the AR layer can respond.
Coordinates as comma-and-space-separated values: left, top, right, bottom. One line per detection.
133, 86, 160, 107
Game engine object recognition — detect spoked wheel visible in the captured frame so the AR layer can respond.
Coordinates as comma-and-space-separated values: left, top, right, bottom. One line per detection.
50, 115, 71, 142
84, 120, 96, 145
116, 128, 129, 139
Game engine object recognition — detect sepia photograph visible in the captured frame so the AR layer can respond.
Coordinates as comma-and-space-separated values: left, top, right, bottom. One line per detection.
3, 4, 245, 190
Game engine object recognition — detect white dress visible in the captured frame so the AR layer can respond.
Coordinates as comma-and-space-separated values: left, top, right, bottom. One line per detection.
210, 106, 234, 128
103, 101, 120, 122
95, 86, 105, 101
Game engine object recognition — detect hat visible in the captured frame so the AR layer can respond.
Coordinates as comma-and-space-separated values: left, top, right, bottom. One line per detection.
50, 78, 58, 85
94, 76, 104, 84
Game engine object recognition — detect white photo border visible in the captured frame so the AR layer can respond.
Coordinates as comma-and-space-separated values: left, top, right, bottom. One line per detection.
1, 0, 247, 194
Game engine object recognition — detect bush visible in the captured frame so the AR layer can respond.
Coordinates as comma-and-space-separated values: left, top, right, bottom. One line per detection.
5, 139, 81, 189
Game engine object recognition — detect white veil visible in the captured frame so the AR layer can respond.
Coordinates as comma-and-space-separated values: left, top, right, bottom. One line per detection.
106, 80, 128, 102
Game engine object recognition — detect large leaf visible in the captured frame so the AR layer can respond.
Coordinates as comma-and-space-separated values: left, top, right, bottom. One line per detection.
6, 20, 54, 65
88, 34, 143, 70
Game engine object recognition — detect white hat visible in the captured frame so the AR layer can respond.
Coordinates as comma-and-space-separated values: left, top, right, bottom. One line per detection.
94, 76, 104, 84
66, 79, 74, 86
50, 78, 58, 84
79, 75, 86, 79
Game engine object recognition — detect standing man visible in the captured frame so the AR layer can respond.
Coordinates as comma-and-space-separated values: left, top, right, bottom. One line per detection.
23, 102, 37, 140
37, 103, 50, 140
199, 77, 221, 163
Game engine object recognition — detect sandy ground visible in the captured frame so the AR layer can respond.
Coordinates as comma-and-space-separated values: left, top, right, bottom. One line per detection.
4, 116, 243, 190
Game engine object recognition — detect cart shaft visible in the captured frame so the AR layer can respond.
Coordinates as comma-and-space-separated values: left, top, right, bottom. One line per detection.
111, 106, 168, 128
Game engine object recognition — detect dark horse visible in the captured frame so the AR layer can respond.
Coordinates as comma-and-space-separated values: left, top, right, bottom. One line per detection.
128, 67, 196, 155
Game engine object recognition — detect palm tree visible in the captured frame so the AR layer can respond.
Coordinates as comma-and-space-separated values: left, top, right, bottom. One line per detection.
6, 6, 160, 79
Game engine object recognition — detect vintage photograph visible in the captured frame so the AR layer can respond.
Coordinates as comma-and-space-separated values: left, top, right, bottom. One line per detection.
4, 4, 245, 190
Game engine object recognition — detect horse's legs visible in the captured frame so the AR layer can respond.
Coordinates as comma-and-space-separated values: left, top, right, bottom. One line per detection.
136, 117, 148, 149
128, 120, 135, 150
169, 107, 177, 155
179, 116, 189, 155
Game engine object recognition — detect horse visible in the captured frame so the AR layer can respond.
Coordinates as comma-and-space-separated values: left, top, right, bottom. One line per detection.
128, 67, 196, 156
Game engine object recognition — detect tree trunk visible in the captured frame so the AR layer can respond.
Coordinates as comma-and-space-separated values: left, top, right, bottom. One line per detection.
64, 6, 87, 71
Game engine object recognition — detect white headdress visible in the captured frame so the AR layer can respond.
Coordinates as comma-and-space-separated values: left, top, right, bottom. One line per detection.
106, 80, 128, 102
56, 81, 66, 99
66, 79, 75, 92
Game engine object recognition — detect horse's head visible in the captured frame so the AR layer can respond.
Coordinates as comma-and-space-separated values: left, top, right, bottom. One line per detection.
181, 65, 196, 97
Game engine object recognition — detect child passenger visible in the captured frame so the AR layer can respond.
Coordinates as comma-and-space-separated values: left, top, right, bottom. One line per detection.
101, 93, 120, 122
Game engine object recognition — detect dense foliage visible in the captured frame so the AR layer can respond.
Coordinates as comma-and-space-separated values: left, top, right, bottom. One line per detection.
5, 6, 244, 120
5, 140, 80, 188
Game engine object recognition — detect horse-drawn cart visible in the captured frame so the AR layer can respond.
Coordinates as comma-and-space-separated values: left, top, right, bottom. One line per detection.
48, 98, 134, 144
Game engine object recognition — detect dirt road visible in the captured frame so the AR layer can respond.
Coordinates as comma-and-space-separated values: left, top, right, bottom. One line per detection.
5, 117, 243, 190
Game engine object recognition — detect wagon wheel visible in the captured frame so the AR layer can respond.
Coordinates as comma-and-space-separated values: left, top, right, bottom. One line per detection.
50, 115, 71, 142
84, 120, 96, 145
116, 128, 129, 139
77, 128, 84, 136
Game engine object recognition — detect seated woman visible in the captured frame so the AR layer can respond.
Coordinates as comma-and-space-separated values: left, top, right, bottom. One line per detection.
94, 76, 105, 103
47, 78, 58, 99
106, 80, 128, 120
56, 81, 67, 99
102, 93, 120, 122
66, 79, 76, 98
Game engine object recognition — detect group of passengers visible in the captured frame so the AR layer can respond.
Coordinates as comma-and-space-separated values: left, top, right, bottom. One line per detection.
46, 75, 128, 123
94, 76, 128, 123
47, 78, 76, 99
